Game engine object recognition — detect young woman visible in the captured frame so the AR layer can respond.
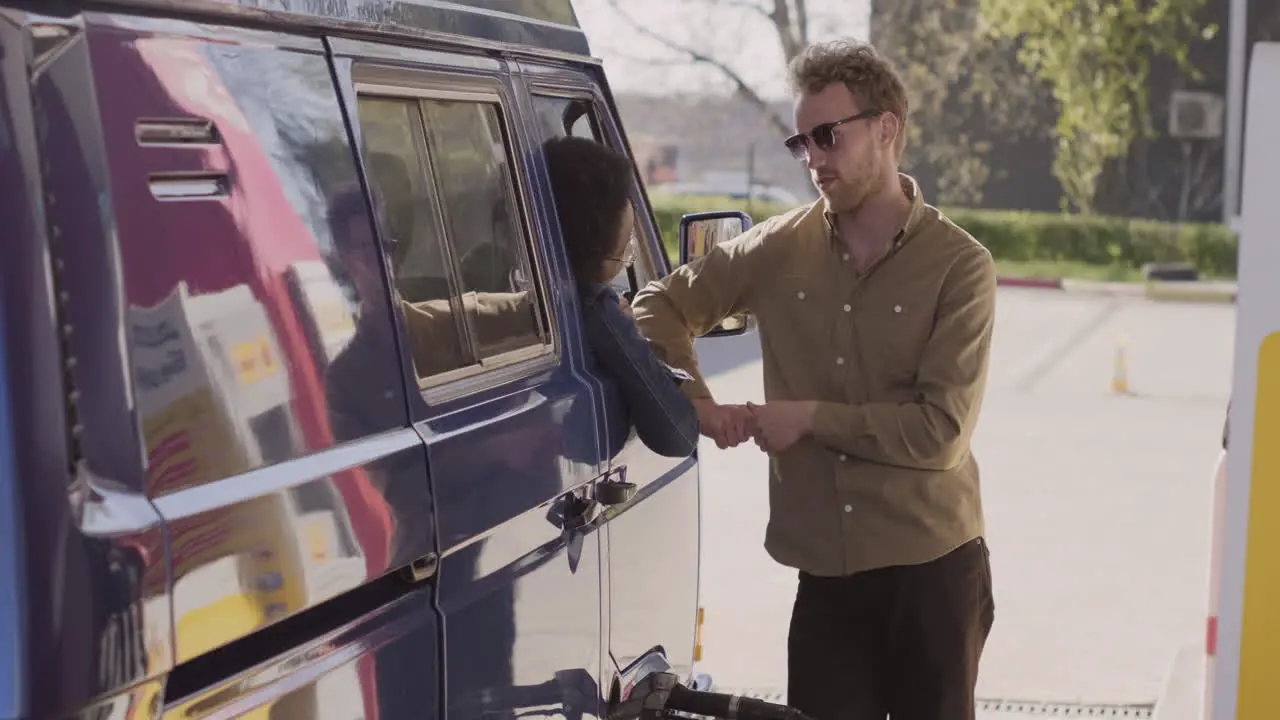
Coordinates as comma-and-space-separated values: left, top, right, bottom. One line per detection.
542, 135, 700, 458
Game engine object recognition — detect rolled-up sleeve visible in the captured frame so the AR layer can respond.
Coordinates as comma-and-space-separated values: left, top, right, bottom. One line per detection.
810, 246, 998, 470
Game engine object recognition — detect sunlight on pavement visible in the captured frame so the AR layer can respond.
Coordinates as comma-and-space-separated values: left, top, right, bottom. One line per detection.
691, 287, 1234, 710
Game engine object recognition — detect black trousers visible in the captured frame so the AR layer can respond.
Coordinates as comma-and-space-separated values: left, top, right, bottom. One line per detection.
786, 537, 995, 720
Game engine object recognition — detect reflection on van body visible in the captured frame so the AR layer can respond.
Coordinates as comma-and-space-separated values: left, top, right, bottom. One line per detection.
0, 2, 703, 719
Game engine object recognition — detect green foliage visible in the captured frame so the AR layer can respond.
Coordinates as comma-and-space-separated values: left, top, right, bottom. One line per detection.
647, 194, 1238, 279
945, 207, 1237, 278
875, 0, 1045, 207
979, 0, 1218, 214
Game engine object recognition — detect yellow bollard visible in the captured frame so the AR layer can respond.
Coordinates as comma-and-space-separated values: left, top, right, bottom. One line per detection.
1111, 337, 1130, 395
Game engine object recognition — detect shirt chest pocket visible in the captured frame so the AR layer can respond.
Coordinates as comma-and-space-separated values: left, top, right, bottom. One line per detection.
855, 299, 934, 391
761, 276, 832, 343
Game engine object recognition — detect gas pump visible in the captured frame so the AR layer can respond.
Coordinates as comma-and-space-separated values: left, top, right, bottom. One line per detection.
1207, 41, 1280, 720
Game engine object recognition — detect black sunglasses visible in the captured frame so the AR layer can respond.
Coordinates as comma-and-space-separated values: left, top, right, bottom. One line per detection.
784, 109, 883, 160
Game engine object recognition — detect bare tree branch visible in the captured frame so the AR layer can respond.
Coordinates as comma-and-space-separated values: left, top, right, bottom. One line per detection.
768, 0, 800, 62
603, 0, 792, 135
792, 0, 810, 46
608, 51, 698, 68
682, 0, 773, 21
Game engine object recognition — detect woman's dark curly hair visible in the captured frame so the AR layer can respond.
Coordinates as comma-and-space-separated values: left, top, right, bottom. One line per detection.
542, 136, 635, 287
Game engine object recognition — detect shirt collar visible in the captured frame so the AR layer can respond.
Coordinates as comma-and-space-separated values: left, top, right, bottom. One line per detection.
821, 172, 927, 250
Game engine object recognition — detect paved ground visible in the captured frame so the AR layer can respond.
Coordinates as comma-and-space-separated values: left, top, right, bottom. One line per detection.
690, 287, 1236, 711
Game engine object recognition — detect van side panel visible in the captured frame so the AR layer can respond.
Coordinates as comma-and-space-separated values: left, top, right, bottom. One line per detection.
578, 73, 703, 685
8, 10, 176, 718
328, 38, 609, 719
516, 59, 704, 688
75, 11, 440, 707
0, 15, 39, 718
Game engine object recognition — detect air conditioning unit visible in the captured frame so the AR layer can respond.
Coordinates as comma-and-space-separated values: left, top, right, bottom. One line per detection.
1169, 90, 1225, 139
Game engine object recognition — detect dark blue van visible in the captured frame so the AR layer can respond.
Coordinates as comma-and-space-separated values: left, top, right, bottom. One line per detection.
0, 2, 795, 719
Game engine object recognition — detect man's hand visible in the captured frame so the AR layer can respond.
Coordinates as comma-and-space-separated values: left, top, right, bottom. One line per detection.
618, 294, 634, 318
747, 401, 818, 454
692, 399, 756, 449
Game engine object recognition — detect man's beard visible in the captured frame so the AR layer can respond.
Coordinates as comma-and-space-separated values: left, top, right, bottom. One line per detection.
816, 156, 879, 215
820, 173, 872, 214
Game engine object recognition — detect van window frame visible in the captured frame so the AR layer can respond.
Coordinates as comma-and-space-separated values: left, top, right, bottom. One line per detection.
529, 82, 665, 289
352, 66, 560, 406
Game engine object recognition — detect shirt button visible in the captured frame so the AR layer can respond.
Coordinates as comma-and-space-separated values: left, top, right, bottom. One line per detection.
843, 303, 852, 312
836, 357, 845, 366
797, 291, 806, 300
842, 253, 850, 261
839, 454, 848, 462
843, 504, 853, 513
894, 304, 902, 313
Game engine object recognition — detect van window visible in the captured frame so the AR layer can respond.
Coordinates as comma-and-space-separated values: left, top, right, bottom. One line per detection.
533, 95, 600, 141
357, 90, 550, 388
532, 93, 658, 292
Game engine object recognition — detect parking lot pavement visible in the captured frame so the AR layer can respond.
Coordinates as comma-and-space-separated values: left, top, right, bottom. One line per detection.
691, 287, 1235, 707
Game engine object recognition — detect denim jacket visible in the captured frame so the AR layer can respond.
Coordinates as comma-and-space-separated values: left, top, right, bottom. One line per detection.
580, 283, 700, 458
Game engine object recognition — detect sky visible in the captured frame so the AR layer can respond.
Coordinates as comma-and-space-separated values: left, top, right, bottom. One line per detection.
571, 0, 871, 101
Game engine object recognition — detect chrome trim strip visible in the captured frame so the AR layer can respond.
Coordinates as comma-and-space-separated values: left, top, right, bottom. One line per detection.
136, 118, 220, 146
151, 427, 421, 520
148, 173, 229, 200
356, 82, 500, 104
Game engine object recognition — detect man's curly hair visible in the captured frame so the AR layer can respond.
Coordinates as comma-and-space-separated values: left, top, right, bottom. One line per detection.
787, 39, 910, 159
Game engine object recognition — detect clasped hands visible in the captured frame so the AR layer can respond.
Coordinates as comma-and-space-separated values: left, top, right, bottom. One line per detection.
692, 398, 818, 454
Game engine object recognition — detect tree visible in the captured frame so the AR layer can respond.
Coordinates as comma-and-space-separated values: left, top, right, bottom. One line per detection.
980, 0, 1218, 214
599, 0, 829, 137
872, 0, 1045, 206
598, 0, 1037, 207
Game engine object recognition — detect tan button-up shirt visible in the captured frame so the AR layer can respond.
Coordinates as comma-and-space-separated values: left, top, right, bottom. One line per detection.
632, 174, 997, 577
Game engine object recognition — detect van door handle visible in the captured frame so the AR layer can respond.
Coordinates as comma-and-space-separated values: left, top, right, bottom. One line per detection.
595, 466, 636, 506
548, 487, 596, 531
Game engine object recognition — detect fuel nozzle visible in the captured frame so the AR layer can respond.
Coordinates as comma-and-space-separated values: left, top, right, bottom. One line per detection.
609, 672, 814, 720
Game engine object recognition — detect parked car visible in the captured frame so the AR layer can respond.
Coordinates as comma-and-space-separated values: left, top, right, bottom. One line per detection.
0, 2, 751, 718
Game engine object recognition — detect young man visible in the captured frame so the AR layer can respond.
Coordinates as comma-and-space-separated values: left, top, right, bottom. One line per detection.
630, 39, 998, 720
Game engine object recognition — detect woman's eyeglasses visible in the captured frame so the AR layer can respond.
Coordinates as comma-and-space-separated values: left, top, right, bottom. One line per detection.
608, 240, 636, 265
783, 109, 883, 160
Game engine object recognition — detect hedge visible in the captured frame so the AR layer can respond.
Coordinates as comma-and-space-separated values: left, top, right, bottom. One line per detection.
647, 193, 1239, 279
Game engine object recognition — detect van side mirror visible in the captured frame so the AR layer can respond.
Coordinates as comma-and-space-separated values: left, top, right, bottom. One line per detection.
678, 210, 753, 338
678, 210, 752, 265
